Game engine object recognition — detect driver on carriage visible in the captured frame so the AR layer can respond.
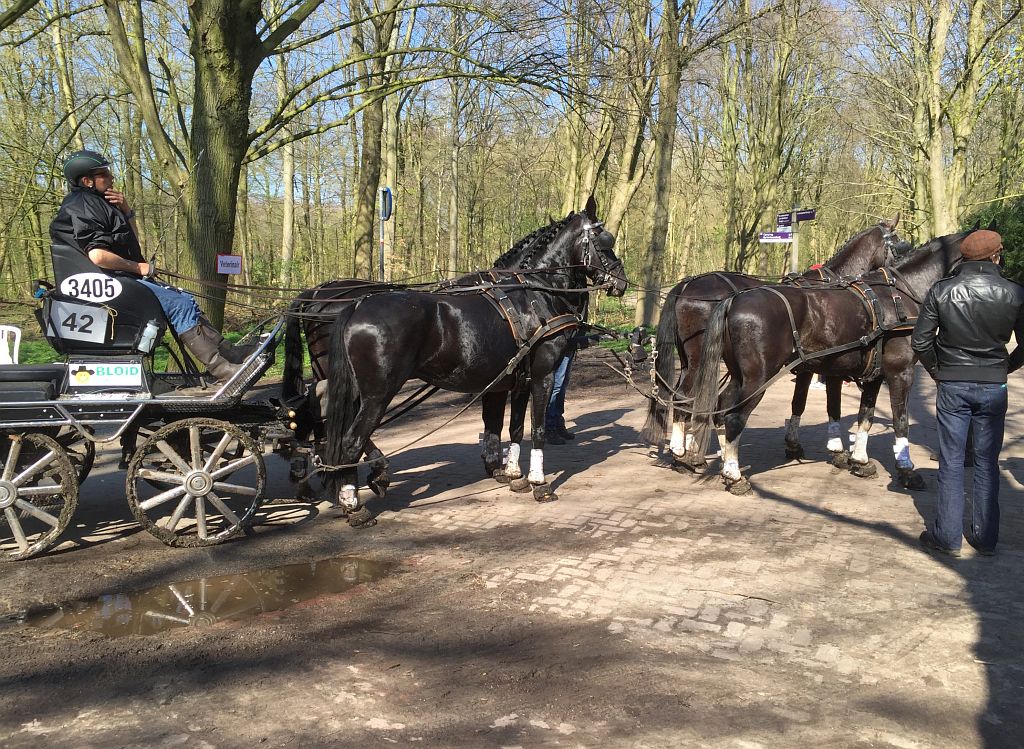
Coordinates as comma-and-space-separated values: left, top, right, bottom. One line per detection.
49, 149, 255, 385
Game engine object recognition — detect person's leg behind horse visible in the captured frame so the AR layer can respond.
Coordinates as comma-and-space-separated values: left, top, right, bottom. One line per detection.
545, 348, 577, 444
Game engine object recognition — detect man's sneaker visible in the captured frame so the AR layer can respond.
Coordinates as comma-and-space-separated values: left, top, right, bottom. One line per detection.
965, 533, 996, 556
919, 530, 962, 557
559, 427, 575, 440
546, 431, 566, 445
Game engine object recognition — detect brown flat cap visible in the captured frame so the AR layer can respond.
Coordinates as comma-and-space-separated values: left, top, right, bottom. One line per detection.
960, 229, 1003, 260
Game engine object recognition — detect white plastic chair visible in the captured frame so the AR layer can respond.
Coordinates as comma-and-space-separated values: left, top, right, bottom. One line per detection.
0, 325, 21, 364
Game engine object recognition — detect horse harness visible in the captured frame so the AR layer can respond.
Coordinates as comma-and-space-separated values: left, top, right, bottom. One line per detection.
760, 267, 918, 384
474, 270, 581, 392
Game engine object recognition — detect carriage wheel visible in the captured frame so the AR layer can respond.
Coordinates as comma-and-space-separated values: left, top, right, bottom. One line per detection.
126, 418, 266, 548
0, 433, 79, 561
55, 426, 96, 484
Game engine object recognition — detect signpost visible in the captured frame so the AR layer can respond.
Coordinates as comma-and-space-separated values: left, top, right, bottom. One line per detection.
379, 187, 393, 281
759, 207, 817, 272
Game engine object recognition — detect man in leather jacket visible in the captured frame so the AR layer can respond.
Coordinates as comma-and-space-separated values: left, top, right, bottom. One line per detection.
912, 229, 1024, 556
49, 150, 252, 384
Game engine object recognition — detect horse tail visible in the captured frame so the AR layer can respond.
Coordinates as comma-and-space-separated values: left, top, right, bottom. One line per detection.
684, 295, 734, 463
281, 299, 306, 402
323, 302, 361, 486
641, 283, 684, 445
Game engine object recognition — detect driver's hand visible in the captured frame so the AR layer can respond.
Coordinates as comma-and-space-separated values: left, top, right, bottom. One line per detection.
104, 189, 131, 214
138, 261, 154, 278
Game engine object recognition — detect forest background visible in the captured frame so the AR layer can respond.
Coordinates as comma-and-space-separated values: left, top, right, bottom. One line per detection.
0, 0, 1021, 330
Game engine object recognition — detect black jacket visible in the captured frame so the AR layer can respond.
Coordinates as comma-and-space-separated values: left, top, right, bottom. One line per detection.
911, 261, 1024, 383
49, 186, 143, 263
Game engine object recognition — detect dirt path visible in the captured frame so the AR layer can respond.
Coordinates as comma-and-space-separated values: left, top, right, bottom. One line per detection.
1, 348, 1023, 748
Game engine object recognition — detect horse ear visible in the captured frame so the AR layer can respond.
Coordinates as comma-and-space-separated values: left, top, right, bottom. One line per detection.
584, 195, 598, 220
883, 211, 900, 231
987, 218, 999, 231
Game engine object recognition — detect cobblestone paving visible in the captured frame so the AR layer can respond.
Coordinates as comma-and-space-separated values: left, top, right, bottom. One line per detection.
366, 361, 1024, 747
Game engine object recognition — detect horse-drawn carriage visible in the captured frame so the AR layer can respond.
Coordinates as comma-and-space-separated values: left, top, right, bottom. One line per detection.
0, 242, 292, 561
1, 200, 628, 561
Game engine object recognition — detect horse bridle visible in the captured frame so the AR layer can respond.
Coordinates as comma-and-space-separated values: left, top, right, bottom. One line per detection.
579, 219, 623, 286
881, 223, 904, 265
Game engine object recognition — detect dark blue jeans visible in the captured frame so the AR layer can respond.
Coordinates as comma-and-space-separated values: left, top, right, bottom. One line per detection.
138, 278, 202, 334
545, 348, 576, 431
933, 381, 1007, 550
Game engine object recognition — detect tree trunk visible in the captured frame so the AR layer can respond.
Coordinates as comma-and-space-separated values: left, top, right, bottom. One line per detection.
277, 53, 295, 288
635, 1, 683, 327
183, 1, 263, 329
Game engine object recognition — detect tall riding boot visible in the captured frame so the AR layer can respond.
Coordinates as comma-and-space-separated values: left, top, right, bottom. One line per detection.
179, 320, 244, 385
197, 316, 259, 364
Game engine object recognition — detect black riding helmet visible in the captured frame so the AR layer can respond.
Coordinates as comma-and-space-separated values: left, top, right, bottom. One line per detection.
63, 149, 111, 187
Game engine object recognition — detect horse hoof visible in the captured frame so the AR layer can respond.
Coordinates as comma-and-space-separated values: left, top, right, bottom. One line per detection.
484, 460, 501, 477
533, 484, 558, 503
347, 506, 377, 528
492, 469, 513, 484
295, 483, 318, 502
850, 460, 877, 478
509, 477, 532, 493
785, 444, 804, 461
898, 468, 926, 491
830, 450, 851, 470
672, 457, 707, 475
723, 476, 751, 495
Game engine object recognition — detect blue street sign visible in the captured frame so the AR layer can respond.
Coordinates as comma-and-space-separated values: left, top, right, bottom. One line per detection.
796, 208, 816, 222
759, 231, 793, 243
379, 187, 393, 221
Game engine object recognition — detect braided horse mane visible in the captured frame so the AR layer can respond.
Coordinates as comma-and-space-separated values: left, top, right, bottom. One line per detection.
492, 214, 573, 270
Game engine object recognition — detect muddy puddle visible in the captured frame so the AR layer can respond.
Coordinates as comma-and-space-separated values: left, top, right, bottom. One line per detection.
9, 556, 391, 638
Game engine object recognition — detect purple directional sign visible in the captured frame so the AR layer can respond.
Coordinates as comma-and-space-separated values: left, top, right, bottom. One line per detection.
776, 212, 792, 226
759, 231, 793, 243
796, 208, 816, 222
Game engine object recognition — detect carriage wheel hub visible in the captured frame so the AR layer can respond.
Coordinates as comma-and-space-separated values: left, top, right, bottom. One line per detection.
184, 471, 213, 496
0, 480, 16, 509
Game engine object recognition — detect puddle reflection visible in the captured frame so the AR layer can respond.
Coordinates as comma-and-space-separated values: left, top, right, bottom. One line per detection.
12, 556, 391, 638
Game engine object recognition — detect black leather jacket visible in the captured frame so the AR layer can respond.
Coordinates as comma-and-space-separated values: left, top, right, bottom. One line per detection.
49, 186, 144, 263
911, 261, 1024, 383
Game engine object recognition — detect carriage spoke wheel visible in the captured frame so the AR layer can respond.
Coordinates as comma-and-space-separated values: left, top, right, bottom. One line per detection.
126, 418, 266, 548
0, 433, 79, 561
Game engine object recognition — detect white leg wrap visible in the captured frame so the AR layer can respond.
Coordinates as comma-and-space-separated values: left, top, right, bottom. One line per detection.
852, 431, 869, 463
528, 449, 545, 484
505, 443, 522, 479
785, 416, 800, 443
721, 436, 742, 480
722, 460, 742, 481
893, 437, 913, 469
827, 421, 844, 452
339, 484, 359, 510
670, 422, 686, 456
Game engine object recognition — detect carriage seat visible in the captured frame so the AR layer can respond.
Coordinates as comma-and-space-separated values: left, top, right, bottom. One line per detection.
40, 244, 168, 355
0, 364, 66, 401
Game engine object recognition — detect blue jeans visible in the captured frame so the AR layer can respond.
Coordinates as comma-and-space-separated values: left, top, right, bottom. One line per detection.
932, 381, 1007, 550
545, 348, 576, 431
138, 278, 202, 334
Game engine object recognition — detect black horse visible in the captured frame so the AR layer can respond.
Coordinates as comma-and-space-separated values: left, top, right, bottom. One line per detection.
684, 229, 971, 494
320, 200, 627, 524
642, 217, 905, 466
279, 220, 592, 497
